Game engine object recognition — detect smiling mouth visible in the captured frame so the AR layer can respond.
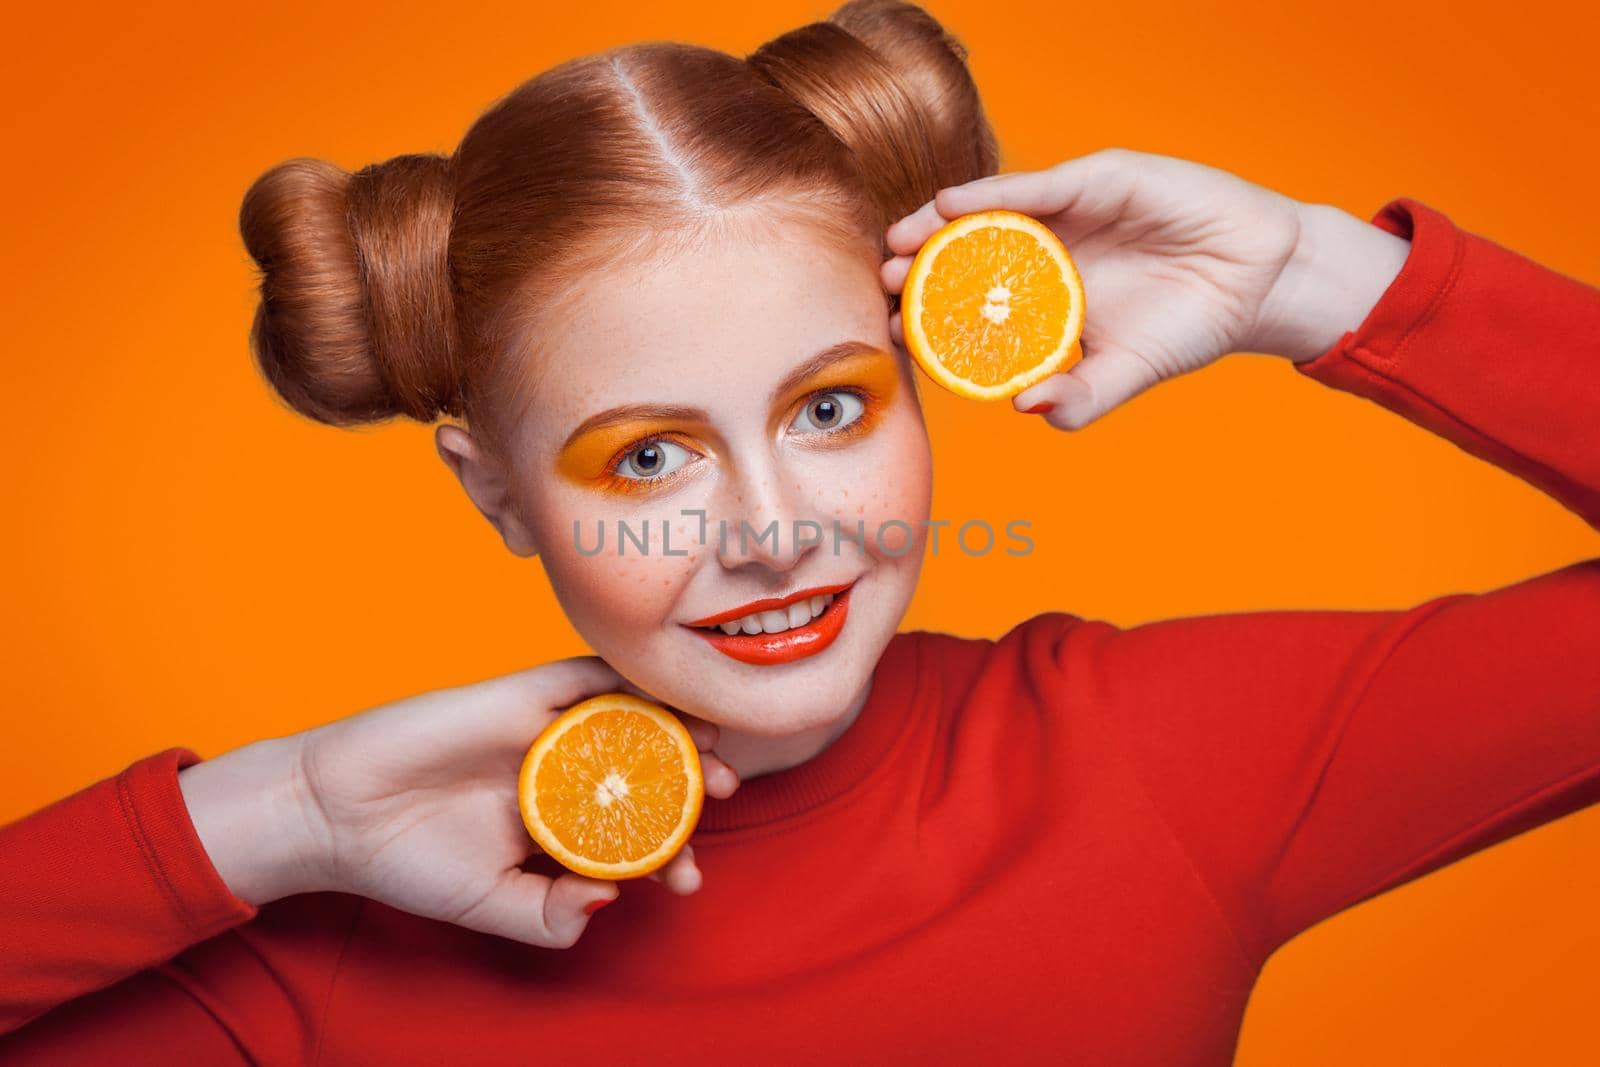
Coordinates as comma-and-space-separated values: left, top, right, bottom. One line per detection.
683, 581, 855, 665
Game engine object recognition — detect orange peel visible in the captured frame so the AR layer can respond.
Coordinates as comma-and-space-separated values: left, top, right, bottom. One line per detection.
518, 692, 704, 880
901, 209, 1086, 400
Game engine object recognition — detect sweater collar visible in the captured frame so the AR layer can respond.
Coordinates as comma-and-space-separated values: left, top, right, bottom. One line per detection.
694, 631, 922, 834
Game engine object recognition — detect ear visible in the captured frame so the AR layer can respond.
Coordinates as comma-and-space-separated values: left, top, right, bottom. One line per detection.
434, 424, 540, 558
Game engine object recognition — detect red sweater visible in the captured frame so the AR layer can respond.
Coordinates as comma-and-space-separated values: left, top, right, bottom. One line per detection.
3, 199, 1598, 1066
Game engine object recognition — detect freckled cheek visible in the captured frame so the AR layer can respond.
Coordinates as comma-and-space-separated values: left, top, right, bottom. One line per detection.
804, 409, 932, 556
529, 492, 707, 640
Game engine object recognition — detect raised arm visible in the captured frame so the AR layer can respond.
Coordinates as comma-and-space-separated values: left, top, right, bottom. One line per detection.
1287, 195, 1598, 526
1106, 191, 1600, 962
892, 150, 1599, 967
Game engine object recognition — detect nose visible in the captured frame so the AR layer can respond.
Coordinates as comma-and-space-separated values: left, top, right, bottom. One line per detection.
714, 452, 821, 577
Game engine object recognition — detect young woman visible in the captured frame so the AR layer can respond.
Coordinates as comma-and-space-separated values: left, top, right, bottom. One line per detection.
2, 1, 1596, 1062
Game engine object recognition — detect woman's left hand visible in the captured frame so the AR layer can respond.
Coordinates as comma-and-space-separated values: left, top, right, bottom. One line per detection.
879, 148, 1410, 430
180, 657, 740, 947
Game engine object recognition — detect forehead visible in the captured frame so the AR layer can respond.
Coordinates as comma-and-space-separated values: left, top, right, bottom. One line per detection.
522, 218, 887, 440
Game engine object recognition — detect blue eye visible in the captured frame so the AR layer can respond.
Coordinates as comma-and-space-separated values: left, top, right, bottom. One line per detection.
614, 437, 696, 481
792, 391, 865, 434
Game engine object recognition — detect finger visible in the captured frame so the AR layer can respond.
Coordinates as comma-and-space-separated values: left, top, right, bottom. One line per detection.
880, 254, 912, 295
886, 172, 1060, 259
1012, 344, 1164, 431
645, 849, 703, 894
517, 655, 630, 712
456, 868, 617, 948
377, 656, 627, 758
669, 714, 739, 796
935, 152, 1139, 245
674, 711, 719, 751
699, 752, 740, 799
472, 656, 626, 725
884, 196, 954, 256
934, 166, 1075, 218
613, 678, 709, 732
889, 310, 904, 349
658, 844, 704, 895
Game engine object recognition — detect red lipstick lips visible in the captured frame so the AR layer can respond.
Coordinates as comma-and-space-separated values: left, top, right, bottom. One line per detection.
684, 581, 854, 628
683, 580, 855, 666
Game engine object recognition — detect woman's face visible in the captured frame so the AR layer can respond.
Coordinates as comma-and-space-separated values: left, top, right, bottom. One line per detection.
488, 215, 933, 736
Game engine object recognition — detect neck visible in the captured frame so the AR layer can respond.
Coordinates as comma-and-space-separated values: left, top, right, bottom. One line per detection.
711, 675, 874, 781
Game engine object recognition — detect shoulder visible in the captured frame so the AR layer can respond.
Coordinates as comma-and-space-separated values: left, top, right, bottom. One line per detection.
886, 611, 1118, 711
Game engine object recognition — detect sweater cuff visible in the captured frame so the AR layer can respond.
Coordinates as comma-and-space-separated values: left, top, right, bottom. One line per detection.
1292, 198, 1466, 381
0, 748, 260, 1032
118, 748, 259, 937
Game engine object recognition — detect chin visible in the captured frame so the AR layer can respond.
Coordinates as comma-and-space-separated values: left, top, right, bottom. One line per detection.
703, 671, 870, 737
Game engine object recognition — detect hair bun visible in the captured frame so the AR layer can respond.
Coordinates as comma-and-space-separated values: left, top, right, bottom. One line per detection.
747, 0, 999, 228
239, 153, 461, 426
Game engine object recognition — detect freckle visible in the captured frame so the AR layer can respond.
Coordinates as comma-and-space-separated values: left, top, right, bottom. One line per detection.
857, 504, 864, 515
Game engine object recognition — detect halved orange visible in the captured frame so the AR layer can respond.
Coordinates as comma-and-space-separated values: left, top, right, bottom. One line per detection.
518, 692, 704, 880
901, 209, 1086, 400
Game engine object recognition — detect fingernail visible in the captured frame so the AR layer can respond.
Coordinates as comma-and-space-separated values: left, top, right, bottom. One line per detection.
584, 896, 614, 916
1023, 401, 1055, 415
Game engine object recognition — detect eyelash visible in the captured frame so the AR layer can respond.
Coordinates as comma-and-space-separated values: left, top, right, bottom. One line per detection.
598, 433, 698, 496
598, 387, 877, 495
793, 387, 873, 442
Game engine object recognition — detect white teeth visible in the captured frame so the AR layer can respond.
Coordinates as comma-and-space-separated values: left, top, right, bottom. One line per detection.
703, 589, 843, 637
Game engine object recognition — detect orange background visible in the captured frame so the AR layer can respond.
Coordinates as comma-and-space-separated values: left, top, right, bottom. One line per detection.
2, 0, 1596, 1060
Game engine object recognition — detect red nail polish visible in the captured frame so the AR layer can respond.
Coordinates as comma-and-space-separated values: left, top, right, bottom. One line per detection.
1023, 401, 1055, 415
584, 896, 613, 915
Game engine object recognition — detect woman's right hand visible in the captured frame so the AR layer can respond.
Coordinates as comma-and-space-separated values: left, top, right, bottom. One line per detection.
178, 657, 740, 948
880, 147, 1411, 430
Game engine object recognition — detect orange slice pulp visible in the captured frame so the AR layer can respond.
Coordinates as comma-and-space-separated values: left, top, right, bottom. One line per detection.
518, 692, 704, 879
901, 209, 1086, 400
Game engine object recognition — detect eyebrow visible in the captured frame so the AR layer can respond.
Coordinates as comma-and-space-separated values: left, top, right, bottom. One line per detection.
558, 339, 884, 450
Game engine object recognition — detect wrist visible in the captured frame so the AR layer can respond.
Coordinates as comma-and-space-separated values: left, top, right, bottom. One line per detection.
1248, 201, 1413, 363
178, 734, 334, 906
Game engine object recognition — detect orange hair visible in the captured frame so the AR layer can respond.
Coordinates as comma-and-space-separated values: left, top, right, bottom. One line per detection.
238, 0, 998, 457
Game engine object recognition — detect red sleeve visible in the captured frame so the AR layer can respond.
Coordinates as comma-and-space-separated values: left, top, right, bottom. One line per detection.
0, 970, 257, 1064
0, 749, 257, 1036
1293, 197, 1599, 527
1048, 198, 1600, 967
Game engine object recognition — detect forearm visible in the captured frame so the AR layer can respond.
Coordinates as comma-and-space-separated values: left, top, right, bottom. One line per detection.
178, 735, 331, 907
1277, 197, 1600, 529
1248, 201, 1413, 364
0, 750, 258, 1034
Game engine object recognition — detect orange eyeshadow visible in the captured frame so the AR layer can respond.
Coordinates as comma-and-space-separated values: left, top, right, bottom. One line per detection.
778, 350, 899, 424
555, 419, 709, 487
555, 347, 900, 492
